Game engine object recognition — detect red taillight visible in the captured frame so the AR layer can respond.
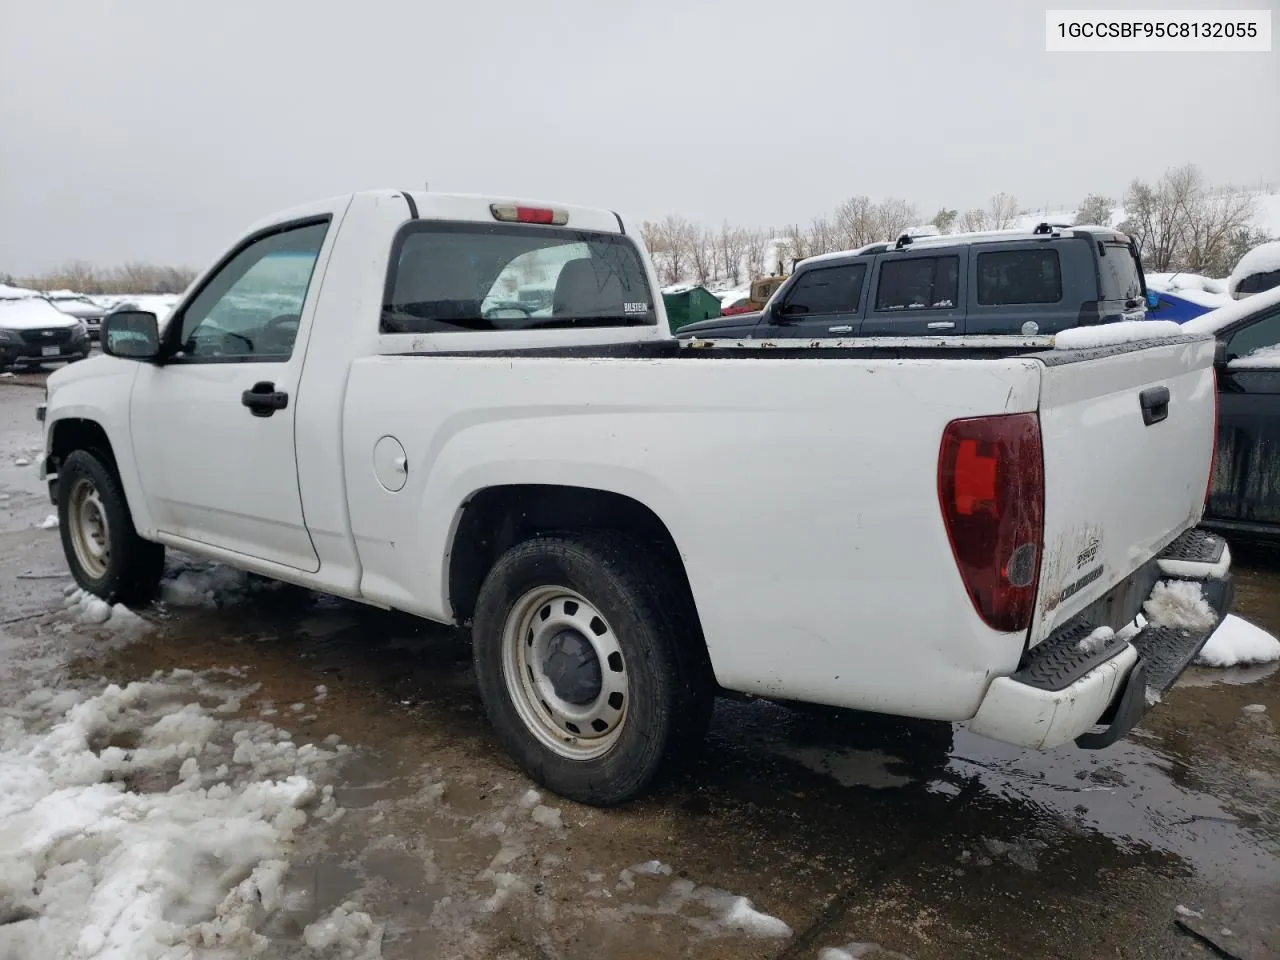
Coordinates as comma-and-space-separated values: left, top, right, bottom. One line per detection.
938, 413, 1044, 633
490, 203, 568, 226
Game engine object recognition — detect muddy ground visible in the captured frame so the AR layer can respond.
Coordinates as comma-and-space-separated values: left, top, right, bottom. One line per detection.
2, 370, 1278, 960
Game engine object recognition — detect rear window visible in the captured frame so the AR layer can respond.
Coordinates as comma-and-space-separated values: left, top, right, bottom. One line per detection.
382, 221, 655, 333
874, 256, 959, 311
1096, 241, 1144, 302
976, 249, 1062, 305
782, 263, 866, 315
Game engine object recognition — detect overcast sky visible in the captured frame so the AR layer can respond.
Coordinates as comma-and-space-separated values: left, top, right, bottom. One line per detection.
1, 0, 1277, 274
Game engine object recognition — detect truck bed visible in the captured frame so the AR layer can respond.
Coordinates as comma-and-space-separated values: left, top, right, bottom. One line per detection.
396, 332, 1207, 365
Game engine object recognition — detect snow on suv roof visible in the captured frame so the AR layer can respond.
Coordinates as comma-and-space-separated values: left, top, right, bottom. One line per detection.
792, 225, 1129, 269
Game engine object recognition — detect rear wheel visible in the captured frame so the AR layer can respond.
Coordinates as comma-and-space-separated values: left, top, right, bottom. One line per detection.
472, 532, 711, 806
58, 449, 165, 605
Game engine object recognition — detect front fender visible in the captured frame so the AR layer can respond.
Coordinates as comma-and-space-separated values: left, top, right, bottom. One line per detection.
42, 360, 154, 537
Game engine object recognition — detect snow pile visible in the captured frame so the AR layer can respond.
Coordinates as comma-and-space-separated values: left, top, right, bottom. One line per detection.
1184, 285, 1280, 335
1196, 614, 1280, 667
0, 670, 369, 958
302, 902, 384, 958
1142, 580, 1219, 633
38, 514, 58, 530
1228, 240, 1280, 297
1146, 272, 1229, 296
1054, 320, 1182, 350
63, 586, 153, 634
0, 282, 39, 299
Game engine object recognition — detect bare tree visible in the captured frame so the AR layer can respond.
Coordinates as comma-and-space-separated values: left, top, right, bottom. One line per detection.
716, 222, 749, 284
645, 214, 699, 285
1074, 193, 1115, 227
873, 198, 918, 243
833, 195, 876, 248
988, 193, 1020, 230
1182, 185, 1257, 275
807, 215, 839, 256
743, 229, 777, 278
958, 208, 990, 233
690, 226, 716, 285
1122, 165, 1205, 271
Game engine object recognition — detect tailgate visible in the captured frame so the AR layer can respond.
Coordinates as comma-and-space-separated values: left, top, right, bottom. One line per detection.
1030, 336, 1217, 645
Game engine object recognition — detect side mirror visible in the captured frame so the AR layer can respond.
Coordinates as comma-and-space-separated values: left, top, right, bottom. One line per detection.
1145, 290, 1160, 309
773, 302, 802, 323
102, 310, 161, 360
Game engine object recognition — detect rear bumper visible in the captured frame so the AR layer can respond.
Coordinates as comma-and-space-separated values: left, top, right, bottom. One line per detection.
967, 527, 1233, 750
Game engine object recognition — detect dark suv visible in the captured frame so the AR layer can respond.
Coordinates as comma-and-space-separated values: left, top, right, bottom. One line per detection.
678, 224, 1149, 339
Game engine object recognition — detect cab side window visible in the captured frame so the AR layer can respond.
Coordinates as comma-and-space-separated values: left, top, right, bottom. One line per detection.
781, 263, 866, 316
1225, 307, 1280, 363
976, 250, 1062, 305
874, 256, 959, 311
176, 221, 329, 361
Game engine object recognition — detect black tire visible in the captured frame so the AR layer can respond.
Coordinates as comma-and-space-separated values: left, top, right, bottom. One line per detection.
57, 449, 165, 605
472, 532, 712, 806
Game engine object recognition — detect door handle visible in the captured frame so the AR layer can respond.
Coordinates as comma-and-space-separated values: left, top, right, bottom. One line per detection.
828, 325, 853, 334
241, 381, 289, 417
1139, 385, 1170, 426
927, 321, 956, 330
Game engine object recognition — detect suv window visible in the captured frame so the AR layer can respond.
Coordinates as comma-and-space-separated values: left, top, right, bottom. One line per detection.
781, 263, 866, 315
874, 256, 959, 311
1097, 241, 1143, 301
383, 222, 655, 333
177, 220, 329, 360
977, 249, 1062, 305
1225, 307, 1280, 363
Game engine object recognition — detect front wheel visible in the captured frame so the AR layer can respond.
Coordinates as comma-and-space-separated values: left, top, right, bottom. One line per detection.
57, 449, 165, 605
472, 533, 711, 806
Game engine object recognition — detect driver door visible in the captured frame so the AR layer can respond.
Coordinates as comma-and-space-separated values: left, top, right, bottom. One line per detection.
128, 218, 331, 571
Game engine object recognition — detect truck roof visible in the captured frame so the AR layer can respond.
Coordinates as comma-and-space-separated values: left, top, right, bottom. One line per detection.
247, 190, 627, 237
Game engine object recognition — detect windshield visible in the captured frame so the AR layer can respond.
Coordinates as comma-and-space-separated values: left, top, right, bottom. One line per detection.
1097, 240, 1144, 302
382, 222, 655, 333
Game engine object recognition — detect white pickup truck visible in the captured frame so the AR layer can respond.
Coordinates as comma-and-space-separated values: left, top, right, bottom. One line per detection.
37, 190, 1234, 805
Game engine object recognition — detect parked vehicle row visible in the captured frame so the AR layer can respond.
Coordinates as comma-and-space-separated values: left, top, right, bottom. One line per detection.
679, 224, 1149, 340
38, 190, 1232, 806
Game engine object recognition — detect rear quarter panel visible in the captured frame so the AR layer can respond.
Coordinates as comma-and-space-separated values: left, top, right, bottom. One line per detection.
343, 354, 1043, 720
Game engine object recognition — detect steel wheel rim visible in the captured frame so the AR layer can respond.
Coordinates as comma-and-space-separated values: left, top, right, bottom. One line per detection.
501, 585, 629, 760
68, 477, 110, 580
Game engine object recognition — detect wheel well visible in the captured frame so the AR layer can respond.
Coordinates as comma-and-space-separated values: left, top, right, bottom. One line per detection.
448, 485, 700, 629
48, 418, 117, 476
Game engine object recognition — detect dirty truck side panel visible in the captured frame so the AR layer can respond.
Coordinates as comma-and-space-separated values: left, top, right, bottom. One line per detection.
341, 354, 1044, 721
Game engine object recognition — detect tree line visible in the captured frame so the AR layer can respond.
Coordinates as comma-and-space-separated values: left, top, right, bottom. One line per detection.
2, 260, 198, 296
641, 164, 1273, 288
4, 164, 1272, 295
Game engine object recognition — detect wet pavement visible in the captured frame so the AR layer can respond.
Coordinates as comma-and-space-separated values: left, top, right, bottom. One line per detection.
2, 371, 1278, 960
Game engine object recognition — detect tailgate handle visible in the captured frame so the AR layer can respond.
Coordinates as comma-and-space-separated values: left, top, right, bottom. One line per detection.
1139, 385, 1170, 426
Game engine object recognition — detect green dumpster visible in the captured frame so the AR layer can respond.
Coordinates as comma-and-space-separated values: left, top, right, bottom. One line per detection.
661, 284, 722, 332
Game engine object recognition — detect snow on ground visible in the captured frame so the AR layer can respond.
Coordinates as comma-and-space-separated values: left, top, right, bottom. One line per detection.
0, 648, 378, 958
593, 860, 792, 938
1054, 320, 1182, 350
818, 942, 915, 959
1197, 615, 1280, 668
